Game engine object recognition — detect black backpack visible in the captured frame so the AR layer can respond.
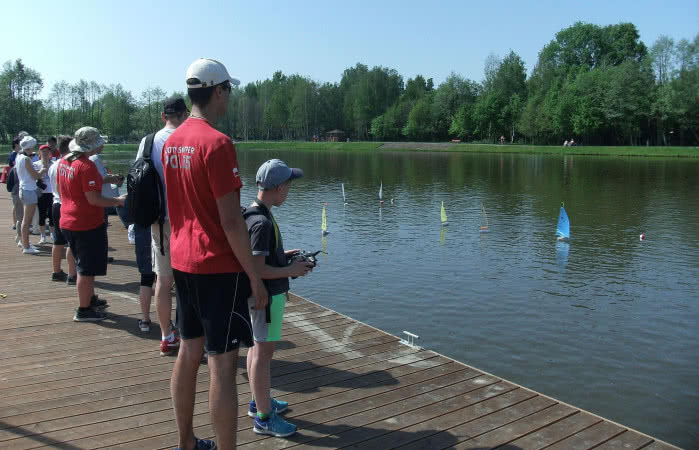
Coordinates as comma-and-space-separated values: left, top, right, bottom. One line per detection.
6, 167, 17, 193
127, 133, 166, 254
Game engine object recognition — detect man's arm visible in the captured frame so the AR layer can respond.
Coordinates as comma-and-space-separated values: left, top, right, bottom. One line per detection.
85, 191, 126, 207
216, 191, 268, 310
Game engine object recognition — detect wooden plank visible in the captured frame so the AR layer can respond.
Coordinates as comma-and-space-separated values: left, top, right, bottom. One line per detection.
594, 430, 654, 449
394, 395, 555, 449
506, 411, 602, 448
545, 421, 627, 450
338, 383, 527, 450
454, 402, 578, 448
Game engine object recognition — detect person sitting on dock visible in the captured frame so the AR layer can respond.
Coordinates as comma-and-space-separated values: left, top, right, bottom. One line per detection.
58, 127, 126, 322
244, 159, 312, 438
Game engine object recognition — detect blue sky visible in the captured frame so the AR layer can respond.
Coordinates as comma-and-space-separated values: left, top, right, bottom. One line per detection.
1, 0, 696, 99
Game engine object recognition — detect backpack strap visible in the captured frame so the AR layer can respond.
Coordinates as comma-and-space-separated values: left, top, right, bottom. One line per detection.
147, 133, 168, 256
143, 133, 156, 160
243, 204, 279, 249
140, 132, 166, 255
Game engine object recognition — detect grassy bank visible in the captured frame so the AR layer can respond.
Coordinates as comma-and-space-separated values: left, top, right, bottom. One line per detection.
234, 141, 699, 157
3, 141, 698, 158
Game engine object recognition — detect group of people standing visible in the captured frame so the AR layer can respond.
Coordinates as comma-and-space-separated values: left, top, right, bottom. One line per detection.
5, 58, 314, 449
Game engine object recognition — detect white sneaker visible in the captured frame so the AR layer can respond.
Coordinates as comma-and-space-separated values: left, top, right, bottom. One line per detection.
128, 224, 135, 245
38, 236, 47, 245
23, 247, 40, 255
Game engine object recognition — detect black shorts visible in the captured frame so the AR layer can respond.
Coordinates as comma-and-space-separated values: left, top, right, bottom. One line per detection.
51, 203, 67, 246
173, 270, 253, 355
62, 224, 108, 277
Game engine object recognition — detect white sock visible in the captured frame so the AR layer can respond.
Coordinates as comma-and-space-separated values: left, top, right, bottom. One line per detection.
162, 331, 174, 342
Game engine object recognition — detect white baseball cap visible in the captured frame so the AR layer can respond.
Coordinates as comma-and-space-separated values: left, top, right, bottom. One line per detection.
185, 58, 240, 88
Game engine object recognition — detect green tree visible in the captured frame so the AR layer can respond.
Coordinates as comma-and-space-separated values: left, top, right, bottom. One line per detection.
0, 59, 43, 140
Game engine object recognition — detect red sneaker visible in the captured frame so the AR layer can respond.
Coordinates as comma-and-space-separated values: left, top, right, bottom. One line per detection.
160, 335, 180, 356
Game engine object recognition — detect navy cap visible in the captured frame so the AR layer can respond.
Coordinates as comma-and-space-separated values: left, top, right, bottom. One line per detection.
256, 159, 303, 189
163, 96, 188, 114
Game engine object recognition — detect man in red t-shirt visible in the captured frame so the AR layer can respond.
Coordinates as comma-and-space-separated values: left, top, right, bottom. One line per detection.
58, 127, 126, 322
164, 58, 267, 450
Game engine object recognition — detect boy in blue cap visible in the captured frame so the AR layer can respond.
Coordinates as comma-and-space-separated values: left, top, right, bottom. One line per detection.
244, 159, 314, 437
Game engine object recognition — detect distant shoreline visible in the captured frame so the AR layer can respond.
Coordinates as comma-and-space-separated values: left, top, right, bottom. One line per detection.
4, 142, 696, 159
234, 141, 699, 158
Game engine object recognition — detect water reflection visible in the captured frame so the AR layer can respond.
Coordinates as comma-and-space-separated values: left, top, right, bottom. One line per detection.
556, 240, 570, 270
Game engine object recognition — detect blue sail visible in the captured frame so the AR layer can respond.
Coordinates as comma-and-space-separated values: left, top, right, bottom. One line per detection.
556, 206, 570, 239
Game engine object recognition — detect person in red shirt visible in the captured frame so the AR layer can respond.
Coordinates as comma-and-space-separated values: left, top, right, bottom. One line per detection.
164, 58, 267, 450
58, 127, 126, 322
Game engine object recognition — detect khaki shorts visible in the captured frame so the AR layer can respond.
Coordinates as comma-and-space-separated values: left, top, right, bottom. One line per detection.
151, 220, 173, 277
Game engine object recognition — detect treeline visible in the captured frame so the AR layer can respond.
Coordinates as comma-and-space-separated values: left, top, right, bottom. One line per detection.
1, 22, 697, 146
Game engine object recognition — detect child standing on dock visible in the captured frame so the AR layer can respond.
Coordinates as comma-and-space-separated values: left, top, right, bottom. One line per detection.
244, 159, 314, 438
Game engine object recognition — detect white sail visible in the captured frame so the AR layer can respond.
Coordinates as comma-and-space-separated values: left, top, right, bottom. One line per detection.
342, 183, 346, 203
379, 181, 383, 201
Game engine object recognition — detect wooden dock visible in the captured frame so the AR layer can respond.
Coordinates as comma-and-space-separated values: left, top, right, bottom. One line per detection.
0, 191, 680, 449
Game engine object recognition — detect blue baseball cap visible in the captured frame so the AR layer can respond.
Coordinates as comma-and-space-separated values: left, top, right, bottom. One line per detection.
256, 159, 303, 189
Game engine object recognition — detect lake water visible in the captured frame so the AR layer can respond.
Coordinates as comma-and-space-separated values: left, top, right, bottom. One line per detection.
104, 148, 698, 448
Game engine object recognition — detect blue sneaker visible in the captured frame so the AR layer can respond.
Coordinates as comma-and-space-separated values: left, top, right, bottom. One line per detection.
174, 436, 216, 450
253, 412, 296, 437
248, 398, 289, 417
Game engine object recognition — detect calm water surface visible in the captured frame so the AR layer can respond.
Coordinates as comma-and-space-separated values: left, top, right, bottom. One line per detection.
105, 149, 698, 448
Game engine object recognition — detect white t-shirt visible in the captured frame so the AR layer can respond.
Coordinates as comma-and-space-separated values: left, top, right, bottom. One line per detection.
15, 153, 37, 191
89, 153, 120, 198
33, 160, 52, 194
136, 126, 176, 219
48, 162, 61, 204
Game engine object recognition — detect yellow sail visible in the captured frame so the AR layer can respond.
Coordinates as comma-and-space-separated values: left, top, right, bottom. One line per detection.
321, 205, 328, 234
440, 201, 448, 226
